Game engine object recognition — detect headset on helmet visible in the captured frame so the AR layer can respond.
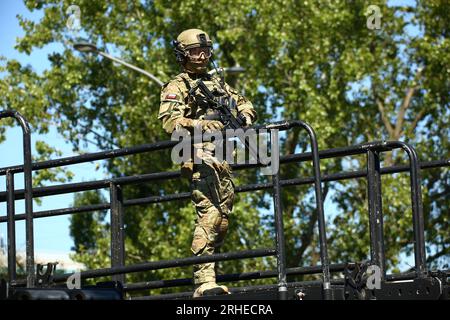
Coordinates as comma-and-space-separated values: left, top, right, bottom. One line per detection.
172, 29, 214, 63
172, 40, 187, 63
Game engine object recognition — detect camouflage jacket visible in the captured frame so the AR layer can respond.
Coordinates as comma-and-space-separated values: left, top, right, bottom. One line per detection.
158, 72, 256, 134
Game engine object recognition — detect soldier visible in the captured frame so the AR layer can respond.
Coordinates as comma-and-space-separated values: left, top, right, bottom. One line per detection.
158, 29, 257, 298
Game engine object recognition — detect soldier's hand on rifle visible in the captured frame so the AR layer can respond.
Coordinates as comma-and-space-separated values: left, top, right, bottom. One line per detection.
238, 111, 253, 127
194, 119, 224, 133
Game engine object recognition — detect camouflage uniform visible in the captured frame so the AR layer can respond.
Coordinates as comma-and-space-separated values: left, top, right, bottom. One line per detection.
158, 71, 256, 292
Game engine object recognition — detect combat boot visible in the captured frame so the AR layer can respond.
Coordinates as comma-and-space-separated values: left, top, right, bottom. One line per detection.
193, 282, 229, 298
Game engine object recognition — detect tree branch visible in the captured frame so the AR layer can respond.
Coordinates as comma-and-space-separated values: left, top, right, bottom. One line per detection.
285, 128, 299, 156
406, 246, 449, 272
408, 109, 426, 136
428, 188, 450, 202
394, 68, 423, 139
376, 98, 395, 138
394, 86, 416, 139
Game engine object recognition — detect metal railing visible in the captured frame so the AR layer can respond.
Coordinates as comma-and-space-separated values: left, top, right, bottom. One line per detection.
0, 110, 34, 287
1, 110, 448, 300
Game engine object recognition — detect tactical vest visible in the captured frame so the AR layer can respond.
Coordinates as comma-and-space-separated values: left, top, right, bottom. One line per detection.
178, 73, 238, 121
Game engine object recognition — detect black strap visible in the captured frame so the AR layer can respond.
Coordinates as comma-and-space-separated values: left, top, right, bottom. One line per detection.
179, 74, 192, 104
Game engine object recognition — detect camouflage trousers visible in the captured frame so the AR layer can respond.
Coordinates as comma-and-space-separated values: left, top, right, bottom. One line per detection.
190, 159, 235, 285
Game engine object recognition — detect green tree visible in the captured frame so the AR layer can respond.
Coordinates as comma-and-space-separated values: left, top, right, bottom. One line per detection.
0, 0, 448, 296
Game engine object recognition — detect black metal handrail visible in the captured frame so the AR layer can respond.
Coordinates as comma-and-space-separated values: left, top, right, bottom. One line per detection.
12, 248, 276, 286
0, 158, 450, 205
0, 110, 35, 287
0, 119, 331, 300
1, 111, 448, 300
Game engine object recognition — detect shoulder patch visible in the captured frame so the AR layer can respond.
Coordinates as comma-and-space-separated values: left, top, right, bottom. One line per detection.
165, 93, 179, 100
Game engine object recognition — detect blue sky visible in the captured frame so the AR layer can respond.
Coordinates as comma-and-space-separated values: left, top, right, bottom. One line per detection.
0, 1, 105, 260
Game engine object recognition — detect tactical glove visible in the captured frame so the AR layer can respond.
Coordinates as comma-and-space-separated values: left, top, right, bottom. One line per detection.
238, 112, 253, 127
174, 118, 223, 132
194, 119, 224, 132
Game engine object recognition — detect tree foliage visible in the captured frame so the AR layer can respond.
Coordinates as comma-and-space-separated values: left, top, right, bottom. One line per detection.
0, 0, 448, 296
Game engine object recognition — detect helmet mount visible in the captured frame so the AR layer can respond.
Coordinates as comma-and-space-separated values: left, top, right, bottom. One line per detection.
172, 29, 214, 72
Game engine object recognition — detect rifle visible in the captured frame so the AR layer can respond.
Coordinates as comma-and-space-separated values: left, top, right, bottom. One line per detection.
189, 79, 260, 164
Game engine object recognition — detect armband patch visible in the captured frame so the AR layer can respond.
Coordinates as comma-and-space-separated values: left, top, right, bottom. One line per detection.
165, 93, 178, 100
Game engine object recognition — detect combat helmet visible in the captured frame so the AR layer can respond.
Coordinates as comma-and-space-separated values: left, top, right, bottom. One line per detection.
173, 29, 213, 73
